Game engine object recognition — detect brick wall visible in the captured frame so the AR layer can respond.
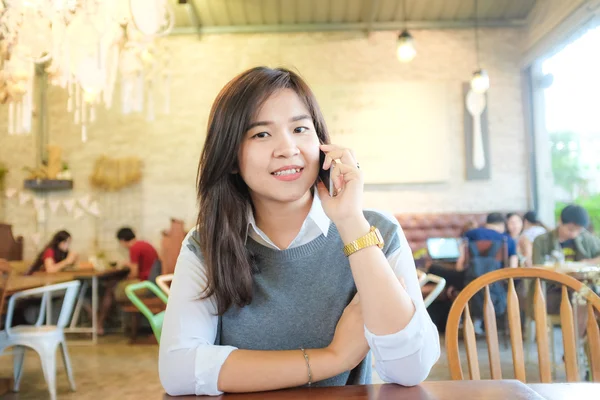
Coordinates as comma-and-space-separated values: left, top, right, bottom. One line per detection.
0, 28, 529, 260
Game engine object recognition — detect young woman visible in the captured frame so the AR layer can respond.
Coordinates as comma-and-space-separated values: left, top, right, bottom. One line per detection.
26, 230, 78, 275
159, 67, 440, 396
519, 211, 548, 267
505, 213, 523, 242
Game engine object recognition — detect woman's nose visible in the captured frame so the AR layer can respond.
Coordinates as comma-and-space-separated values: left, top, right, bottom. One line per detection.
273, 133, 299, 158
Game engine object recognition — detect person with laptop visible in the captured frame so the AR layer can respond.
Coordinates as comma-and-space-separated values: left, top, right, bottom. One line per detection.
424, 213, 517, 332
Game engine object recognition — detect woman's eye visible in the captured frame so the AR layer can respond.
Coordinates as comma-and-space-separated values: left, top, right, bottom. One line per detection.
294, 126, 309, 133
252, 132, 270, 139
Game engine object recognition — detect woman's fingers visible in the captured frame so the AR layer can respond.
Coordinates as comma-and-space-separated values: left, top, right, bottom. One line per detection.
332, 162, 361, 183
320, 144, 357, 170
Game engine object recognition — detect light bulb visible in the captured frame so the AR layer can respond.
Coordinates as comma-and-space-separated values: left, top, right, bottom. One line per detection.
83, 89, 98, 104
396, 30, 416, 63
471, 69, 490, 93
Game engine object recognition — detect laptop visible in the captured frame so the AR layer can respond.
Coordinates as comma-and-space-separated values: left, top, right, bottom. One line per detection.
426, 237, 461, 262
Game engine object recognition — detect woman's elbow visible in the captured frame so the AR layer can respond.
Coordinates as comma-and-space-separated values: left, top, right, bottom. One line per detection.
381, 353, 438, 387
380, 331, 441, 386
160, 369, 188, 396
159, 354, 194, 396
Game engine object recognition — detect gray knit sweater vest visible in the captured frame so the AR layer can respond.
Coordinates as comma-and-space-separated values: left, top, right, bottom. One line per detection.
198, 211, 401, 387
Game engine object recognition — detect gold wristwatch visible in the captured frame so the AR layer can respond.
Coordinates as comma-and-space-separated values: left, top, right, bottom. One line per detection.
343, 226, 385, 257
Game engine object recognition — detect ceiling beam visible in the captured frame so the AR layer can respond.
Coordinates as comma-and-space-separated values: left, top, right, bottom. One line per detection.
365, 0, 382, 35
170, 18, 527, 35
184, 0, 202, 37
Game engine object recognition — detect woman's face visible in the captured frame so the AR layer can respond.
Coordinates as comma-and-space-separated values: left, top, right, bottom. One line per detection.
507, 215, 523, 237
238, 88, 320, 206
58, 238, 71, 252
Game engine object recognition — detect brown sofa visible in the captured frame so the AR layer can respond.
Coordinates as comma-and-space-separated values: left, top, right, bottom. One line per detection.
394, 213, 489, 252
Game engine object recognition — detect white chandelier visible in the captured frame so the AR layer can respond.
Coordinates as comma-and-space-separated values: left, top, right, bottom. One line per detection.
0, 0, 175, 141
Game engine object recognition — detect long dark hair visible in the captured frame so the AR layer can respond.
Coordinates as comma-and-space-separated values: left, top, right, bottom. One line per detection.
197, 67, 330, 315
27, 230, 71, 275
523, 211, 549, 231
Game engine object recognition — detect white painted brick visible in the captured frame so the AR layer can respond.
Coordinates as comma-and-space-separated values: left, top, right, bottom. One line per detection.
0, 28, 529, 260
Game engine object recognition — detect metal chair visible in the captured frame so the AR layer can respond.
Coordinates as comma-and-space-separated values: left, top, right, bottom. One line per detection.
0, 280, 81, 400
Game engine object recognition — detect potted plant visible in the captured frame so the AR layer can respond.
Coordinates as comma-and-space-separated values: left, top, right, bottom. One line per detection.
0, 161, 7, 189
57, 162, 72, 180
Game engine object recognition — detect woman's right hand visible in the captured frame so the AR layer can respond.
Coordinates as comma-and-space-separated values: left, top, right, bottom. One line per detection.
66, 251, 78, 264
326, 294, 369, 371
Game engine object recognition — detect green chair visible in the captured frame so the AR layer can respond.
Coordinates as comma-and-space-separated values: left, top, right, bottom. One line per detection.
124, 281, 168, 342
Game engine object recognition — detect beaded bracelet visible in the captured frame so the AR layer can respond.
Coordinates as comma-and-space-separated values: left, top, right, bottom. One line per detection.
299, 347, 312, 386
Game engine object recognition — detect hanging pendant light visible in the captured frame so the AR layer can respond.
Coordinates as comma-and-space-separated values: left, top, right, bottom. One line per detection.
471, 69, 490, 93
396, 0, 416, 62
470, 0, 489, 93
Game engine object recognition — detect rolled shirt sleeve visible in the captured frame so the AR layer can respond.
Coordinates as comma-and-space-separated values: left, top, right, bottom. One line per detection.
364, 225, 440, 386
159, 231, 237, 396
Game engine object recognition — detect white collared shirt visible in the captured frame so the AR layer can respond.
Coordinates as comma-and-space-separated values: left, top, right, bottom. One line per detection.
159, 194, 440, 396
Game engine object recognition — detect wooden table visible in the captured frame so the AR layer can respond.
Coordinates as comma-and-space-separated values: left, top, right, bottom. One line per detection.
529, 383, 600, 399
5, 267, 130, 344
6, 274, 72, 295
533, 263, 600, 278
164, 380, 545, 399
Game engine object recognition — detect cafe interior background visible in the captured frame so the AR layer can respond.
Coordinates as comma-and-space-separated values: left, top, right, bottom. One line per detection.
1, 0, 600, 399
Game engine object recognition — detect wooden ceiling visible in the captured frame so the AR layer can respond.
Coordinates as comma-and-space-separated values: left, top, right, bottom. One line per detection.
170, 0, 538, 34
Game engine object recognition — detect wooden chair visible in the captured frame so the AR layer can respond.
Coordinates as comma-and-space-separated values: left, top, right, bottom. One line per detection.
160, 218, 186, 275
446, 267, 600, 383
0, 224, 24, 261
155, 273, 173, 296
0, 259, 12, 329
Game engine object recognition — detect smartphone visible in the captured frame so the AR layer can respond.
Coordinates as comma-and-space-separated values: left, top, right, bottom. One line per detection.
319, 150, 335, 197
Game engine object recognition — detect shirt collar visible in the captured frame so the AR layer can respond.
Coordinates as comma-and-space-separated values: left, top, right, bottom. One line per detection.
246, 191, 331, 243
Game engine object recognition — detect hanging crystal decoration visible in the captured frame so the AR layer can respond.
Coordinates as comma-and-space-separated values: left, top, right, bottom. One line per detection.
1, 0, 175, 140
1, 0, 55, 135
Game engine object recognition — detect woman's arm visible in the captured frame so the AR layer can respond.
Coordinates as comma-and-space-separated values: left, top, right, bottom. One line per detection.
336, 218, 439, 385
337, 216, 415, 335
44, 253, 76, 273
519, 236, 533, 267
364, 229, 440, 386
159, 232, 367, 396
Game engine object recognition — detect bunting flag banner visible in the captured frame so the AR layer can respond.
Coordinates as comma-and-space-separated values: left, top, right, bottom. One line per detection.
33, 197, 46, 211
49, 199, 61, 214
88, 201, 100, 217
18, 192, 31, 205
5, 188, 17, 198
78, 194, 92, 210
63, 198, 76, 213
74, 207, 84, 220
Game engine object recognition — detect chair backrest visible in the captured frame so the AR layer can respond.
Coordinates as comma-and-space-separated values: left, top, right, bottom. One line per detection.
4, 280, 81, 334
417, 270, 447, 308
156, 273, 173, 296
0, 260, 13, 328
465, 239, 508, 267
0, 224, 24, 261
125, 281, 168, 341
160, 218, 186, 275
446, 267, 600, 384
